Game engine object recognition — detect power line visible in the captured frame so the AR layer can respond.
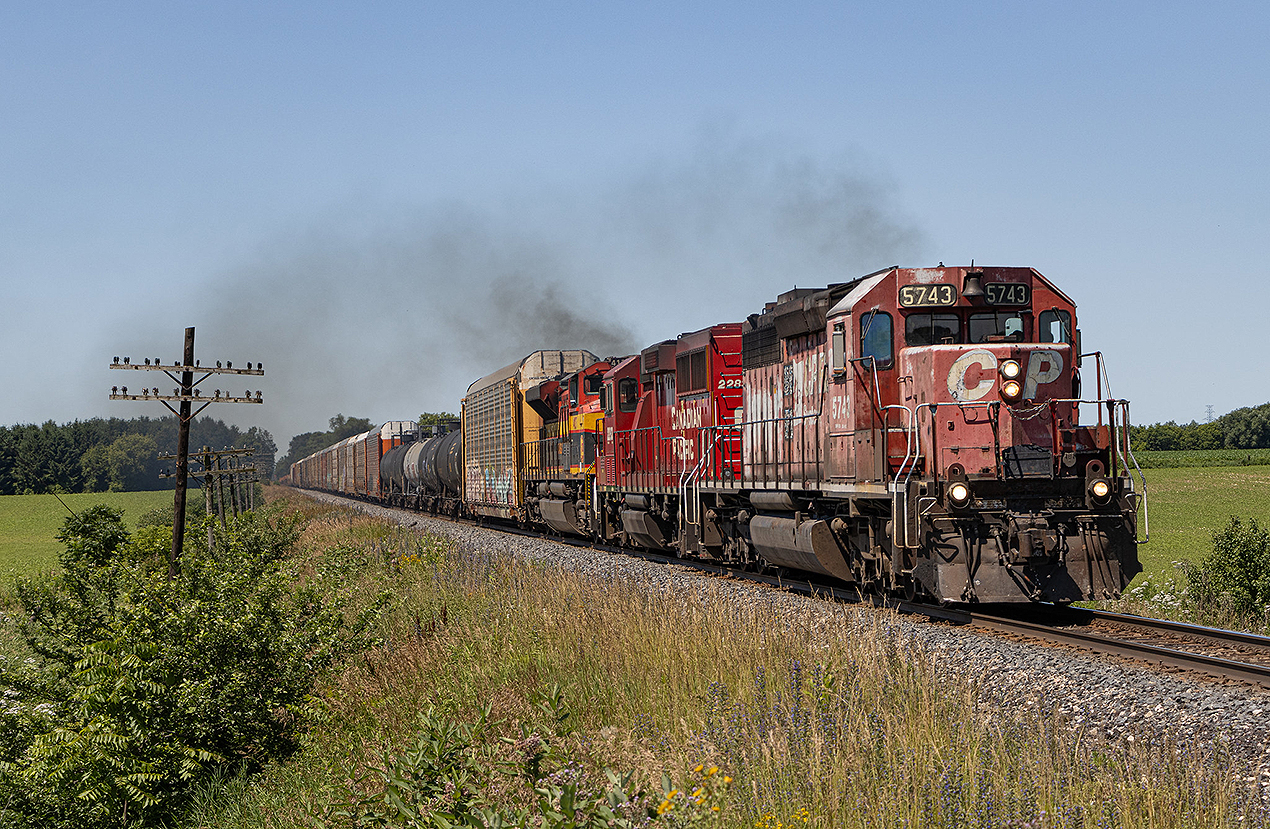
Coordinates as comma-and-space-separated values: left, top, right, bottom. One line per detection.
109, 327, 265, 579
160, 446, 259, 551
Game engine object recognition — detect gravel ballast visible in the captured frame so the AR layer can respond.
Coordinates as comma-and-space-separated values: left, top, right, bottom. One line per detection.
303, 490, 1270, 800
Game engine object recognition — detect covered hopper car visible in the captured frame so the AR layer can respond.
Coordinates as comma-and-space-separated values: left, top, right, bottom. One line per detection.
289, 265, 1144, 605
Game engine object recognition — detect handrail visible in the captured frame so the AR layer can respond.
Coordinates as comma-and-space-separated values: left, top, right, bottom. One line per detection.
678, 429, 733, 529
1116, 400, 1149, 543
881, 403, 919, 548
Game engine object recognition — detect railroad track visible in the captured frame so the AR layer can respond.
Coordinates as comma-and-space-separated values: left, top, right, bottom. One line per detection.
955, 606, 1270, 689
298, 488, 1270, 691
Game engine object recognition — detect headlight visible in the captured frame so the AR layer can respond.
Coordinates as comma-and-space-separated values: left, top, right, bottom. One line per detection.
1000, 359, 1021, 380
1090, 479, 1111, 500
1001, 380, 1022, 401
947, 482, 971, 507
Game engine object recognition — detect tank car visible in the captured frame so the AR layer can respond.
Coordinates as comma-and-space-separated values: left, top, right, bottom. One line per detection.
379, 421, 463, 513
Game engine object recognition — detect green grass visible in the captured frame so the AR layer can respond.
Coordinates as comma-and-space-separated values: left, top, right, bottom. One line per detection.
181, 491, 1264, 829
1133, 465, 1270, 583
1135, 448, 1270, 468
0, 491, 173, 583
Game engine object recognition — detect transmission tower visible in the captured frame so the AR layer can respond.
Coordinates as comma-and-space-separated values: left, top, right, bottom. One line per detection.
109, 327, 264, 579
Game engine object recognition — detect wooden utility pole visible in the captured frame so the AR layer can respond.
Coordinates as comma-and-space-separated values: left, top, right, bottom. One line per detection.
110, 327, 264, 579
160, 445, 257, 551
172, 329, 194, 580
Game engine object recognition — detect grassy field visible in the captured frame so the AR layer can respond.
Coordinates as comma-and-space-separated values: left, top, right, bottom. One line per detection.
0, 490, 173, 583
1135, 448, 1270, 468
0, 466, 1265, 590
182, 490, 1263, 828
1133, 465, 1270, 582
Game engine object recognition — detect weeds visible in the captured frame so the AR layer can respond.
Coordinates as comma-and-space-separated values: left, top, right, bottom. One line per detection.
183, 489, 1268, 829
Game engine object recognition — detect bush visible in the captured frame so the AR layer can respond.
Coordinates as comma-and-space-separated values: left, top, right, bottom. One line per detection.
134, 496, 207, 530
1186, 516, 1270, 618
0, 504, 386, 828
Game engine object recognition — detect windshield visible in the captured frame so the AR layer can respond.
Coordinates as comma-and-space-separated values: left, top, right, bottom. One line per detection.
968, 312, 1025, 343
905, 313, 960, 346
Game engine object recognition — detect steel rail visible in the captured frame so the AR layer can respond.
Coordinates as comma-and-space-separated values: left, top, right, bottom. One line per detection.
294, 488, 1270, 689
959, 609, 1270, 689
1082, 608, 1270, 649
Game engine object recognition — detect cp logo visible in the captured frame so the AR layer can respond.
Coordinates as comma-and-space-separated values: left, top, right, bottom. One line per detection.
946, 349, 1064, 402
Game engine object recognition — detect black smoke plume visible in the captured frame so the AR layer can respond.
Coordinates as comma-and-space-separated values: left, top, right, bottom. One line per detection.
205, 133, 926, 443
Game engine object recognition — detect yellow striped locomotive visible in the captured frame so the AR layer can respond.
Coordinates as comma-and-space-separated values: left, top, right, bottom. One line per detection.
289, 265, 1144, 605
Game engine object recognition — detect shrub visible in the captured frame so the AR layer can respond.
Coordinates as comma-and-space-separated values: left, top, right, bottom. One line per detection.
1186, 516, 1270, 618
0, 504, 386, 828
135, 497, 207, 530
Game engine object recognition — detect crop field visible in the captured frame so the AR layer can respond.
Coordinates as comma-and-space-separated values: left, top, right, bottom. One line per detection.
1131, 465, 1270, 582
1135, 448, 1270, 468
0, 490, 172, 583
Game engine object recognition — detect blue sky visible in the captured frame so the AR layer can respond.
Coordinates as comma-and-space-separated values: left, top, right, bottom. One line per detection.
2, 2, 1268, 447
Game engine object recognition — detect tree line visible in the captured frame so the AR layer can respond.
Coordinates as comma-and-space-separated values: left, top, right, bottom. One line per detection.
0, 416, 276, 495
1129, 402, 1270, 451
8, 401, 1264, 497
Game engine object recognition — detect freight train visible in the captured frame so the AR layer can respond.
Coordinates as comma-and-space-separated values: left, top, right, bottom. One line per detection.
287, 265, 1145, 604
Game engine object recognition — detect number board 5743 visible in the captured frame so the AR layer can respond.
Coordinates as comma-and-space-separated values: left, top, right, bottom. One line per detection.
898, 284, 957, 308
984, 283, 1031, 306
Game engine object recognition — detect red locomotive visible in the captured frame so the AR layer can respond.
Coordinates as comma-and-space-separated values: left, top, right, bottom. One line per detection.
290, 265, 1144, 605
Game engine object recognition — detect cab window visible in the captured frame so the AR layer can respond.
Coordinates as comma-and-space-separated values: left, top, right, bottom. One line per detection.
905, 313, 960, 346
859, 311, 893, 369
617, 378, 639, 413
1038, 309, 1072, 344
969, 312, 1025, 343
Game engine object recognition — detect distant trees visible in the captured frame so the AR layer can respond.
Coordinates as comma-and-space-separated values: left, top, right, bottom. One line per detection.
1131, 403, 1270, 451
418, 411, 459, 428
0, 416, 275, 495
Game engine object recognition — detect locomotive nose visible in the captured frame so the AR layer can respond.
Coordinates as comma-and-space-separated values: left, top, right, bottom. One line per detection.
906, 343, 1075, 480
